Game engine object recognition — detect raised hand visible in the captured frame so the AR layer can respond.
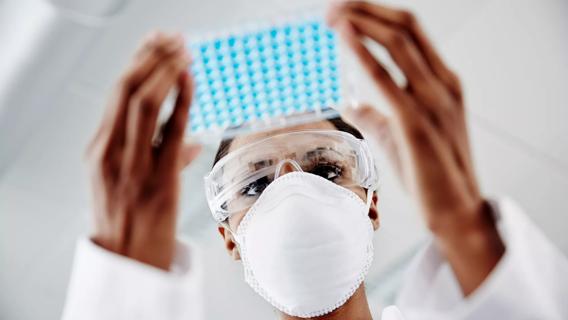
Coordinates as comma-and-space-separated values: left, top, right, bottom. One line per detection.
85, 32, 201, 270
328, 1, 504, 295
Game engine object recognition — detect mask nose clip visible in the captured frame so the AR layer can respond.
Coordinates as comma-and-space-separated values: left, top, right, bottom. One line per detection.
274, 159, 303, 178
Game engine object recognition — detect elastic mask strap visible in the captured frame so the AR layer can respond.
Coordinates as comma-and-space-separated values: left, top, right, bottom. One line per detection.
274, 159, 303, 178
365, 187, 374, 210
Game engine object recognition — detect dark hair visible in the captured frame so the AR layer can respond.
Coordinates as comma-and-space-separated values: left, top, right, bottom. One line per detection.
212, 116, 364, 167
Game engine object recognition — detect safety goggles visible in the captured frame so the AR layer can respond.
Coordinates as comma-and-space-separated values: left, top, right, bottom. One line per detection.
204, 130, 378, 223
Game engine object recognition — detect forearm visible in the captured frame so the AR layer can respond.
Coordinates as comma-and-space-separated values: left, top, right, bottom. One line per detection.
396, 198, 568, 319
85, 31, 197, 273
431, 200, 505, 296
92, 213, 178, 270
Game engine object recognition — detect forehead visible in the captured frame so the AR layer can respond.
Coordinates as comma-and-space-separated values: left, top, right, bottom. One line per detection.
228, 120, 336, 153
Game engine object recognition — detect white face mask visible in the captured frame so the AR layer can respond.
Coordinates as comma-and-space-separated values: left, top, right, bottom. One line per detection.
234, 171, 375, 318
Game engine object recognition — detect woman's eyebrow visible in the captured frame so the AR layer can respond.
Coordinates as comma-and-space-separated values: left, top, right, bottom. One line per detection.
251, 159, 275, 170
305, 146, 340, 157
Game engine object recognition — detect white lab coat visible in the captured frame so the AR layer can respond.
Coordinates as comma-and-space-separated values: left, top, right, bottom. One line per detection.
62, 198, 568, 319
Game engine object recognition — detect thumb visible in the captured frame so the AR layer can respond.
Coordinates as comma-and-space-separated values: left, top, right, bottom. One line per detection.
179, 143, 202, 170
342, 104, 397, 157
342, 104, 405, 186
342, 104, 391, 141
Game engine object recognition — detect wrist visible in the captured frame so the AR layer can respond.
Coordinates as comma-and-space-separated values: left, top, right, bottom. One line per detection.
432, 199, 505, 259
91, 228, 176, 271
127, 231, 176, 270
427, 199, 492, 237
431, 200, 505, 295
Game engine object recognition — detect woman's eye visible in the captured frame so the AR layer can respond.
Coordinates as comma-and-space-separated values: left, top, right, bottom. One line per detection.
310, 164, 342, 181
240, 176, 270, 197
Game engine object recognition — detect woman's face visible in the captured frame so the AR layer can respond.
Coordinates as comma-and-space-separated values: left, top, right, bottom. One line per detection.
217, 119, 380, 260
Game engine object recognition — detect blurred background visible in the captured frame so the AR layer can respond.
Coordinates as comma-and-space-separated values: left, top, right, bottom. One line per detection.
1, 0, 567, 319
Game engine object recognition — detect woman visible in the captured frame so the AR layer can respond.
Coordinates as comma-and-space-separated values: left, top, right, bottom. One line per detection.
63, 1, 568, 319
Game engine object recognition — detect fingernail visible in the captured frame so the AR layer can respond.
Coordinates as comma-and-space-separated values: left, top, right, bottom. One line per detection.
150, 30, 160, 38
330, 1, 346, 12
326, 1, 341, 26
166, 38, 186, 54
173, 33, 184, 44
181, 51, 192, 65
326, 0, 348, 26
337, 20, 358, 39
146, 31, 161, 45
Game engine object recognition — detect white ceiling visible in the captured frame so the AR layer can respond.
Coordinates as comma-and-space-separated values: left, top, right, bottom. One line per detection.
1, 0, 567, 319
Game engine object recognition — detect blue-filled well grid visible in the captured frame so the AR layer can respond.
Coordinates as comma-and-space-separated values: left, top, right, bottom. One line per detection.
188, 19, 341, 134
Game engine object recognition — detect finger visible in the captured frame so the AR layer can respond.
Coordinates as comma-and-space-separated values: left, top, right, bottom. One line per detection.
338, 11, 437, 94
343, 104, 390, 138
87, 33, 186, 159
343, 104, 396, 158
344, 1, 462, 99
134, 31, 183, 58
179, 143, 203, 170
85, 86, 129, 163
123, 32, 185, 93
158, 70, 194, 172
333, 20, 411, 114
343, 104, 406, 186
123, 50, 191, 172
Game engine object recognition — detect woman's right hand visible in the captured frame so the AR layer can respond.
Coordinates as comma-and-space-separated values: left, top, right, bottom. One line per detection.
85, 32, 201, 270
328, 1, 504, 295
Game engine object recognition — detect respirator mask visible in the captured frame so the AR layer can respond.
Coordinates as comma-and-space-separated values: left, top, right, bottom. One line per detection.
205, 130, 378, 317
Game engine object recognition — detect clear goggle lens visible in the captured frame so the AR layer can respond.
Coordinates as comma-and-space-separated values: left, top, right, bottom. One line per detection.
204, 130, 378, 222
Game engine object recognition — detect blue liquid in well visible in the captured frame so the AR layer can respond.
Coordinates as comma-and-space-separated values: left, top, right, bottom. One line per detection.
188, 19, 341, 134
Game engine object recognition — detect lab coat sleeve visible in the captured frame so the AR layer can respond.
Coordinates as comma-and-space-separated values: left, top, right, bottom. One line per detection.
61, 237, 203, 320
394, 198, 568, 320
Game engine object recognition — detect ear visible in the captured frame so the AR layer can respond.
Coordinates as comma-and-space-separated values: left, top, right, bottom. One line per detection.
368, 192, 380, 231
218, 225, 241, 260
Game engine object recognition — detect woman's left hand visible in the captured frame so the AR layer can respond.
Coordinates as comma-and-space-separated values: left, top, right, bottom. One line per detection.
327, 1, 504, 295
86, 32, 201, 270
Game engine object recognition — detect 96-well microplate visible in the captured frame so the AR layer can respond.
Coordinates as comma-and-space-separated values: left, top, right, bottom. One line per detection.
187, 17, 345, 139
